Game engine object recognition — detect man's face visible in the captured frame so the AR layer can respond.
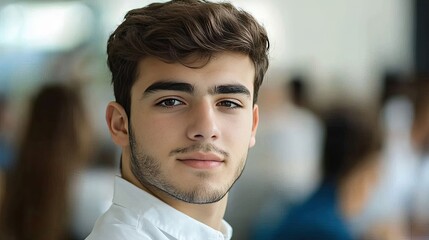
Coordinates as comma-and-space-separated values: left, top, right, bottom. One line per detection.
128, 52, 258, 204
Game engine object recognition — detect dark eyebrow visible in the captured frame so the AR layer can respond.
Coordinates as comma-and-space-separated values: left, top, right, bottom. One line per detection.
211, 84, 251, 97
143, 81, 194, 96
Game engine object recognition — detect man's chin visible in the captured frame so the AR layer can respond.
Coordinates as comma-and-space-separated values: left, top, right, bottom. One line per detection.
162, 186, 228, 204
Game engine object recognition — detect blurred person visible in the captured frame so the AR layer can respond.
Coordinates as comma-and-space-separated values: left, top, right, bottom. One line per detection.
86, 0, 270, 239
273, 75, 323, 201
0, 83, 92, 240
353, 74, 425, 239
231, 75, 322, 240
269, 106, 382, 240
0, 94, 15, 171
408, 77, 429, 238
0, 94, 15, 208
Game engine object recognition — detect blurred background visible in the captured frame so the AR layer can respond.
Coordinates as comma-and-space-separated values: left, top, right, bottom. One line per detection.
0, 0, 428, 239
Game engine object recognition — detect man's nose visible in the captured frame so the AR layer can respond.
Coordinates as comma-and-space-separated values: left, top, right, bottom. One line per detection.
186, 100, 220, 141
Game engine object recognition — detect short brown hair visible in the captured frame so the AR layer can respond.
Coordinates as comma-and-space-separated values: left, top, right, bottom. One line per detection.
107, 0, 270, 116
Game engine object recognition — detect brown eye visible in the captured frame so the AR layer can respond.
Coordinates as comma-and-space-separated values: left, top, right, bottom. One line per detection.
217, 100, 241, 108
157, 99, 184, 108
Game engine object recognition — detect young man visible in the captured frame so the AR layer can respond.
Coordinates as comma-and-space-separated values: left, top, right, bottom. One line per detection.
86, 0, 269, 239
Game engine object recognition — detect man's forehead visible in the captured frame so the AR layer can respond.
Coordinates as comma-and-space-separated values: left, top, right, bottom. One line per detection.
136, 52, 253, 71
134, 53, 255, 90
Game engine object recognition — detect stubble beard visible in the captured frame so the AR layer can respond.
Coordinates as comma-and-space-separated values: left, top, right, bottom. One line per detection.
128, 126, 247, 204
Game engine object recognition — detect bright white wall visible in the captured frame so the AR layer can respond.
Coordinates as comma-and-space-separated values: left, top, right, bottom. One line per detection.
233, 0, 413, 105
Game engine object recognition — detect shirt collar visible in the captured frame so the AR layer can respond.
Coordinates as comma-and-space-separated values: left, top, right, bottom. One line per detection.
113, 176, 232, 240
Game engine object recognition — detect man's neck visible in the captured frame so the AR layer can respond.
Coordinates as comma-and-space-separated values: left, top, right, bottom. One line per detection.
162, 192, 228, 231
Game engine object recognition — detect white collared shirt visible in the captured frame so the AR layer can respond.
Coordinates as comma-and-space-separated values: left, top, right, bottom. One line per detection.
86, 176, 232, 240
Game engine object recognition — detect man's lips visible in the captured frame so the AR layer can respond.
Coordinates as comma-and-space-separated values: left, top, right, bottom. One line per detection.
177, 152, 224, 169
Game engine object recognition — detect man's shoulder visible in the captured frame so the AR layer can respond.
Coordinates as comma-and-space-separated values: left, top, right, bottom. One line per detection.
85, 204, 148, 240
85, 204, 171, 240
86, 224, 150, 240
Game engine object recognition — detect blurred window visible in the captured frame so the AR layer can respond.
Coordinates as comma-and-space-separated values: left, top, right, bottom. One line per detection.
0, 2, 93, 51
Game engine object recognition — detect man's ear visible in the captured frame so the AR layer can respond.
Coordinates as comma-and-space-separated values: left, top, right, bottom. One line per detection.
106, 101, 129, 147
249, 104, 259, 148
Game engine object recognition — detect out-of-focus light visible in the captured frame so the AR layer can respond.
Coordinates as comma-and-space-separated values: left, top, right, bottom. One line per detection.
231, 0, 288, 70
0, 2, 93, 51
